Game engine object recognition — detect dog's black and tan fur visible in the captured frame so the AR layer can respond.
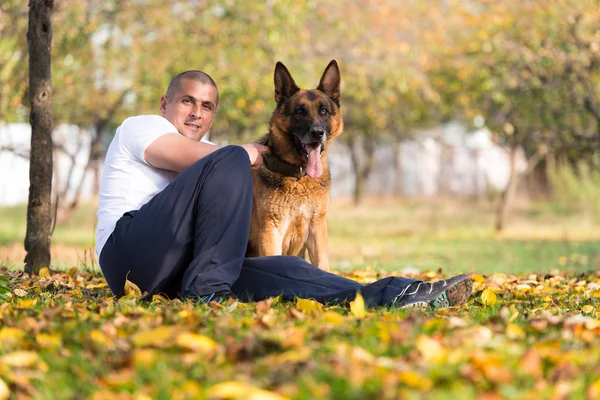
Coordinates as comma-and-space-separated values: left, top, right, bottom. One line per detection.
246, 60, 343, 271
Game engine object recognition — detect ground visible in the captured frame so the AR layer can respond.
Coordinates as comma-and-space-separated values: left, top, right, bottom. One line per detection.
1, 198, 599, 399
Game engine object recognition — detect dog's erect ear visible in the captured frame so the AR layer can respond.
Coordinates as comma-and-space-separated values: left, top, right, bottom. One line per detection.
274, 62, 300, 106
317, 60, 341, 106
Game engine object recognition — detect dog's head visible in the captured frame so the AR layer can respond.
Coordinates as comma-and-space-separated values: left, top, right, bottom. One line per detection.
268, 60, 343, 178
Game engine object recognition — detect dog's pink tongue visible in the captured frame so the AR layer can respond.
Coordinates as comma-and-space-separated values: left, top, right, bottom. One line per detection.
305, 146, 322, 178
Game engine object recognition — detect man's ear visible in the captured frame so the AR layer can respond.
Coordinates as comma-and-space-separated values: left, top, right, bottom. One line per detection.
160, 95, 168, 115
274, 61, 300, 106
317, 60, 341, 106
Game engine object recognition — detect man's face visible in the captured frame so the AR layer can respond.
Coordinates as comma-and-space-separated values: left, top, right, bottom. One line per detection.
160, 79, 218, 141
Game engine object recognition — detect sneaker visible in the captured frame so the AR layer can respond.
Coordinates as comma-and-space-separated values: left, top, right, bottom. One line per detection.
392, 274, 473, 311
198, 290, 234, 304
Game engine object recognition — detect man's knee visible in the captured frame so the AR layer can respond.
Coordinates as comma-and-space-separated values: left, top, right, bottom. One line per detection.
216, 145, 251, 169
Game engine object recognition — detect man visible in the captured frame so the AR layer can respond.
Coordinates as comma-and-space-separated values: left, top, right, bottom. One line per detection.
96, 70, 473, 310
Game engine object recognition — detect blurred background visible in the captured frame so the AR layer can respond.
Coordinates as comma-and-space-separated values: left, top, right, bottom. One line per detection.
1, 0, 599, 275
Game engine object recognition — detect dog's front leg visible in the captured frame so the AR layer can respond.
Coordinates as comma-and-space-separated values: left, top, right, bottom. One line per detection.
306, 215, 329, 272
257, 223, 284, 257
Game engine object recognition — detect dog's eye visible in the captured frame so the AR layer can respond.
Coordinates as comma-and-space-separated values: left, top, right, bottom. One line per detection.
294, 107, 306, 116
319, 107, 329, 116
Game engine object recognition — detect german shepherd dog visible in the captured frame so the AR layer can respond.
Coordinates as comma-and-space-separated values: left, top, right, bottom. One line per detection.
246, 60, 343, 271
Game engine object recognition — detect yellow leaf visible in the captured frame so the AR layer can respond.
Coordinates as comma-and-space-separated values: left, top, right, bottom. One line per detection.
0, 378, 9, 400
397, 371, 433, 391
36, 333, 62, 349
323, 311, 345, 325
481, 288, 498, 307
471, 274, 486, 283
589, 378, 600, 399
506, 323, 525, 340
132, 326, 174, 347
582, 305, 595, 314
176, 333, 218, 355
295, 298, 322, 314
131, 349, 159, 368
207, 381, 289, 400
122, 279, 143, 300
90, 329, 112, 348
0, 328, 26, 349
151, 294, 169, 304
416, 335, 447, 364
15, 299, 37, 309
350, 292, 367, 318
38, 267, 50, 278
0, 351, 40, 368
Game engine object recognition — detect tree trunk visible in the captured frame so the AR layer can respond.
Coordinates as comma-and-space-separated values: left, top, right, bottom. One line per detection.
348, 136, 376, 206
496, 144, 518, 232
495, 144, 545, 232
25, 0, 54, 274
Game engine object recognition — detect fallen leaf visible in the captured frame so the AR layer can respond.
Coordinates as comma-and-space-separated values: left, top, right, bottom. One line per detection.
207, 381, 289, 400
12, 288, 27, 298
350, 292, 368, 318
481, 288, 497, 307
176, 332, 218, 355
506, 323, 525, 340
132, 326, 174, 348
0, 351, 40, 368
121, 278, 142, 301
416, 335, 447, 364
0, 378, 9, 400
295, 298, 322, 314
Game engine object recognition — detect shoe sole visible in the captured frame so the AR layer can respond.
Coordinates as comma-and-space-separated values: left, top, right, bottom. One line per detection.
399, 275, 473, 311
438, 274, 472, 309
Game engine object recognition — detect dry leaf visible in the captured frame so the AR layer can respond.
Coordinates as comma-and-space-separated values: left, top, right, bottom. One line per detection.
481, 288, 498, 307
295, 298, 322, 314
0, 378, 9, 400
350, 292, 367, 318
121, 278, 143, 301
132, 326, 174, 348
207, 381, 289, 400
416, 335, 447, 364
175, 332, 218, 355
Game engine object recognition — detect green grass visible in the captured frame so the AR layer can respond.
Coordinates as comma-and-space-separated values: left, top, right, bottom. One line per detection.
1, 267, 599, 399
2, 198, 600, 276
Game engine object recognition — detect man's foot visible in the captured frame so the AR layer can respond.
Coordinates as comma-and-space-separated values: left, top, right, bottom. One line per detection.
392, 274, 473, 311
197, 290, 234, 304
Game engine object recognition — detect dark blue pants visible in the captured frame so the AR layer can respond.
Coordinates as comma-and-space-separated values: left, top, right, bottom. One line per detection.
99, 146, 417, 306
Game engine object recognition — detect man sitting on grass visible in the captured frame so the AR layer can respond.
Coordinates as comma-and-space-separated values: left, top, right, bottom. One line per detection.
95, 69, 472, 310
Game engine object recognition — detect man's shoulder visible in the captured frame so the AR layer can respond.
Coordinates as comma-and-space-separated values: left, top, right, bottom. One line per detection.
121, 114, 174, 129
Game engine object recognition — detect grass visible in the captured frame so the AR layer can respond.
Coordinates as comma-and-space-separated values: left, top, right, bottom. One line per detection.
2, 198, 600, 399
2, 198, 600, 275
1, 267, 599, 399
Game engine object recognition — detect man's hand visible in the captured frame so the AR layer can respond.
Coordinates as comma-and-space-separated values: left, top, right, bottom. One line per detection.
241, 143, 270, 167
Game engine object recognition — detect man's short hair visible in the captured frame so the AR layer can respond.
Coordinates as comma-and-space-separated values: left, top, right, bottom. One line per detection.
166, 70, 219, 106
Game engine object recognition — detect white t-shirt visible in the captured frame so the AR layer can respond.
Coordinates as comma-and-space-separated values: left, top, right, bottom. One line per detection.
95, 115, 180, 257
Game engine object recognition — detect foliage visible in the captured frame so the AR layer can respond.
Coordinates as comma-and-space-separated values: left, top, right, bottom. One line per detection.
0, 267, 600, 398
0, 275, 9, 303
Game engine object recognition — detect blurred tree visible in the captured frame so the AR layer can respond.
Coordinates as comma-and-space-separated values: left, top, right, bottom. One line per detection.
304, 0, 439, 204
428, 0, 600, 231
0, 1, 28, 122
25, 0, 54, 274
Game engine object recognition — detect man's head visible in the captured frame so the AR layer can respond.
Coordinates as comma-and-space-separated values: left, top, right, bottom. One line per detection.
160, 70, 219, 141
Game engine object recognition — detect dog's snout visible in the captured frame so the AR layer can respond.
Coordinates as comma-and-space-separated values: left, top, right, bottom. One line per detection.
310, 127, 326, 140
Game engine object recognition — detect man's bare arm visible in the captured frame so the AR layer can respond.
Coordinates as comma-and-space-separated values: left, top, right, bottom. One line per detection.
144, 133, 219, 172
144, 133, 270, 172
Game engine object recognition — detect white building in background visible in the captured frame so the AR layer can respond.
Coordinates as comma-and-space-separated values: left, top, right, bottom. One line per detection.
0, 123, 96, 206
0, 121, 525, 206
328, 121, 527, 198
